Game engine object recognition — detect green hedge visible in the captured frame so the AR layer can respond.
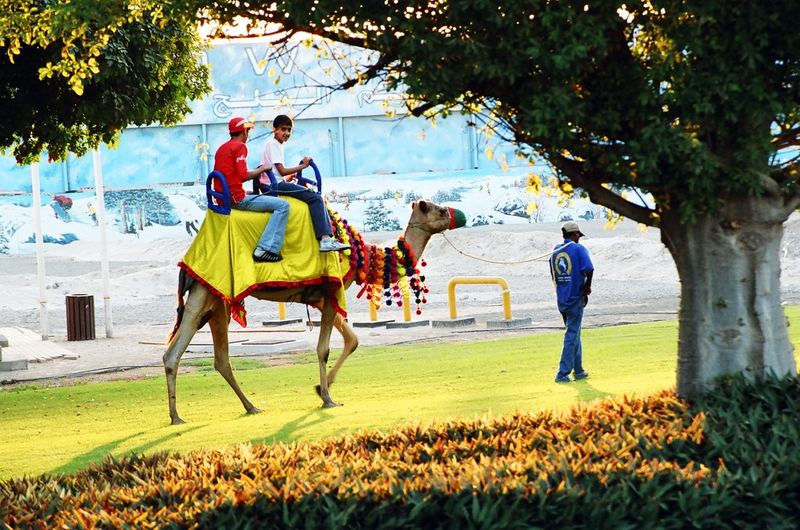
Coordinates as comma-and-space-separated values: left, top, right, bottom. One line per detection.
2, 376, 799, 529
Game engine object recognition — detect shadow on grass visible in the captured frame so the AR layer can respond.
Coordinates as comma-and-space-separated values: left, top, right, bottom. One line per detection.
572, 379, 614, 403
48, 425, 203, 477
254, 408, 335, 445
48, 431, 147, 476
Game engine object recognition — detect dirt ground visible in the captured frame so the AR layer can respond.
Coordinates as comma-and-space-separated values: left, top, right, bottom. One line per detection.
2, 215, 799, 388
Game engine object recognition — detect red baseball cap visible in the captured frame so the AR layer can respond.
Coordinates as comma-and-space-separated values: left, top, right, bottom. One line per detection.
228, 117, 255, 134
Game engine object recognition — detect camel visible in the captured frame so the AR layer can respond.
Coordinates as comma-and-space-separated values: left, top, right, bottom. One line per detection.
163, 200, 466, 424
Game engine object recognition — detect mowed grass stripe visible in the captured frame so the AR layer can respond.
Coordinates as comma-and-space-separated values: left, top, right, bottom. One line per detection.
1, 307, 798, 479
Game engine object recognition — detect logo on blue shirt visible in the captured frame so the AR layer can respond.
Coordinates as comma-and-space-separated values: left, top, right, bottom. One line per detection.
553, 251, 572, 279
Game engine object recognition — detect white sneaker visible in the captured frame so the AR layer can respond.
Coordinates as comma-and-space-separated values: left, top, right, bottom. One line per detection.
319, 238, 350, 252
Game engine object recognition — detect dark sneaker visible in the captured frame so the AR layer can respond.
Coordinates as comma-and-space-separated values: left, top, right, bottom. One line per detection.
253, 249, 283, 263
573, 371, 590, 381
319, 238, 350, 252
555, 375, 571, 383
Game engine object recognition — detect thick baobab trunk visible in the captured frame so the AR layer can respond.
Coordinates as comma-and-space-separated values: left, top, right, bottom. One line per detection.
661, 196, 796, 399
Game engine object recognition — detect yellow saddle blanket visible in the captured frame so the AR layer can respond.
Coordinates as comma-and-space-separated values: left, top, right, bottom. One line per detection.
178, 198, 350, 326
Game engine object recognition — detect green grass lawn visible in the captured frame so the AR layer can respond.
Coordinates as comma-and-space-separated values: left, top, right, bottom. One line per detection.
2, 307, 799, 480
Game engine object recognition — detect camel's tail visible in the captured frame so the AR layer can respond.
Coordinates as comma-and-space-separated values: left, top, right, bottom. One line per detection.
166, 268, 194, 345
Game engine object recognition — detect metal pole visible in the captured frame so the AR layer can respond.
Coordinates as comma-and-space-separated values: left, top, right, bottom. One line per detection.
31, 162, 49, 340
201, 123, 209, 180
337, 116, 347, 176
93, 149, 114, 338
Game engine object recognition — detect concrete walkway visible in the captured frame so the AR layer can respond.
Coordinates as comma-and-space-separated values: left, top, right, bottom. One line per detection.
0, 327, 78, 371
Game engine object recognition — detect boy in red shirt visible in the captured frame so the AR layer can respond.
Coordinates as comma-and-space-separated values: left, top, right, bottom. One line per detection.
214, 117, 289, 262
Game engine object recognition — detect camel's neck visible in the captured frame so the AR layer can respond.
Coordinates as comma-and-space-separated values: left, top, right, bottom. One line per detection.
402, 224, 433, 266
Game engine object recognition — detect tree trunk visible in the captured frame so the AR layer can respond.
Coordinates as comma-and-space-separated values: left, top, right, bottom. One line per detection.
661, 196, 796, 399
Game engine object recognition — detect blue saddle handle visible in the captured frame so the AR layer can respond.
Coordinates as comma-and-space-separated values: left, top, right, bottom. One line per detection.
296, 159, 322, 193
253, 159, 322, 195
252, 168, 280, 196
206, 170, 231, 215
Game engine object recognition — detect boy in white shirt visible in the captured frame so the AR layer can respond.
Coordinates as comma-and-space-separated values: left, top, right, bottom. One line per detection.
259, 114, 348, 252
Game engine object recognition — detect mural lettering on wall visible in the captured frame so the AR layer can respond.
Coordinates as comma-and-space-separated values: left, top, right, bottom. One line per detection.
198, 39, 396, 122
212, 87, 334, 119
210, 44, 339, 118
244, 46, 296, 76
356, 82, 405, 109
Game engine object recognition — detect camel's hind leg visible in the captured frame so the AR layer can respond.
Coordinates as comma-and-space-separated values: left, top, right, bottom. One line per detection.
164, 284, 216, 425
316, 311, 359, 398
315, 301, 341, 408
207, 301, 262, 416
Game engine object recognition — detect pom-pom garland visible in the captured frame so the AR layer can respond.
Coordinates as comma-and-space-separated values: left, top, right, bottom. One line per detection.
328, 207, 429, 315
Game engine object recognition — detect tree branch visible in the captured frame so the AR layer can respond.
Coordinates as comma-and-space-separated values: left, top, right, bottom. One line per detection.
549, 154, 657, 226
773, 125, 800, 150
758, 173, 782, 197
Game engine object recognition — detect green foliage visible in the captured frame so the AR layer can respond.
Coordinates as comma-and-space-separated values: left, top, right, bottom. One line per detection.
0, 1, 209, 163
4, 1, 799, 218
2, 376, 799, 528
7, 1, 798, 219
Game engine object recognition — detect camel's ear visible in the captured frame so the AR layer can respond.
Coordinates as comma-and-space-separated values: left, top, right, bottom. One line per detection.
418, 200, 430, 213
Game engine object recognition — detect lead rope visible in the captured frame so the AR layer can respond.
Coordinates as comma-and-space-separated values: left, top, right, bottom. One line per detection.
440, 232, 573, 265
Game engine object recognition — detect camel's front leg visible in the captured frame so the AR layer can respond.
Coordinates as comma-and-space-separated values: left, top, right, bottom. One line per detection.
163, 284, 216, 425
316, 301, 341, 408
208, 301, 262, 415
316, 312, 359, 399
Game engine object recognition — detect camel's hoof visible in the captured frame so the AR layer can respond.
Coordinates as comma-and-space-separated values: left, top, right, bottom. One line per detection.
246, 407, 263, 415
321, 401, 342, 409
171, 417, 186, 425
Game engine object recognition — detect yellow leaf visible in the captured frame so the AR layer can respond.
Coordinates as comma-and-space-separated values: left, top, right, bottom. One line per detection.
484, 147, 494, 161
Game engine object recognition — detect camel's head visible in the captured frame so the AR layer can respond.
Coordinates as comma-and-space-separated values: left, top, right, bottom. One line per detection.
409, 200, 467, 234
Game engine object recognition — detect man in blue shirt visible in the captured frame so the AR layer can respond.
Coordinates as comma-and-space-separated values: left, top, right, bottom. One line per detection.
549, 221, 594, 383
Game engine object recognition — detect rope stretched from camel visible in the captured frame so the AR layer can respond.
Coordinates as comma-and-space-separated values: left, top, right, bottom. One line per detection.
440, 232, 557, 265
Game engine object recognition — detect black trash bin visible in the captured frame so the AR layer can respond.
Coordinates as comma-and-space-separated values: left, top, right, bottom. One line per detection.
66, 294, 96, 341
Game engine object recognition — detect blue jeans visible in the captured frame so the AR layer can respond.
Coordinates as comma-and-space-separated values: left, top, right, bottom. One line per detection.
274, 181, 332, 239
233, 194, 290, 254
556, 300, 585, 379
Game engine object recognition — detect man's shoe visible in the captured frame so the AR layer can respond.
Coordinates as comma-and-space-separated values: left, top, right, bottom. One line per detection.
253, 249, 283, 263
319, 238, 350, 252
555, 375, 571, 383
573, 371, 590, 381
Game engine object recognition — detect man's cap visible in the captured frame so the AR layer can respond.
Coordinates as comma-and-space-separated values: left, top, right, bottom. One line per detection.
228, 117, 255, 134
562, 220, 585, 236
